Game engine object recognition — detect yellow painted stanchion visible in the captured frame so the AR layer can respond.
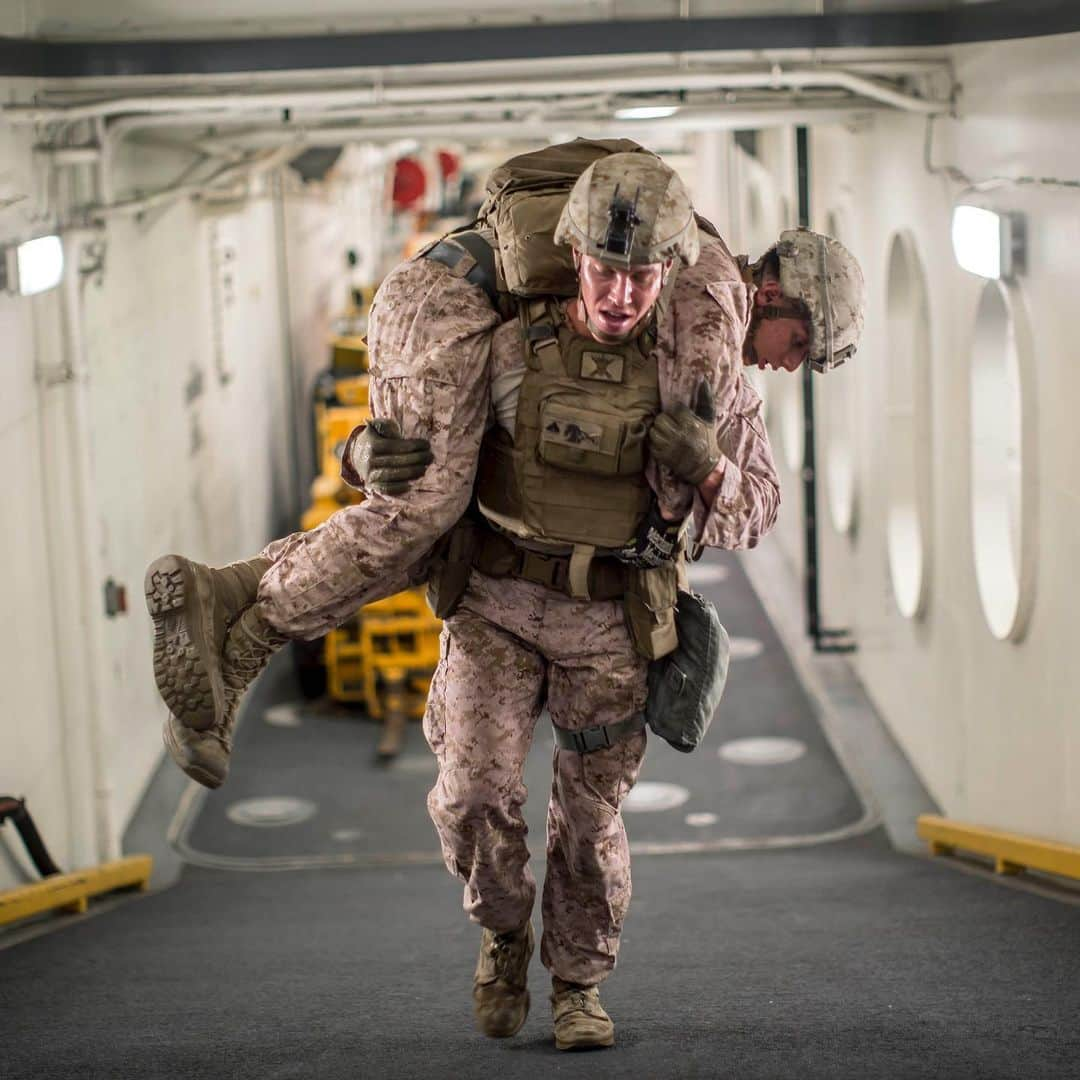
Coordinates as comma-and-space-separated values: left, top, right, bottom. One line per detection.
917, 815, 1080, 882
0, 855, 153, 928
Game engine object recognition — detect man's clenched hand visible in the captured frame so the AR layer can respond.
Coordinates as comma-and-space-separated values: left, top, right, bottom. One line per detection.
346, 418, 434, 495
648, 379, 721, 486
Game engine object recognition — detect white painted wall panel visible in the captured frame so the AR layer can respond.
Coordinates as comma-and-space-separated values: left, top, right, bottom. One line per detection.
800, 32, 1080, 844
0, 92, 390, 887
0, 408, 74, 882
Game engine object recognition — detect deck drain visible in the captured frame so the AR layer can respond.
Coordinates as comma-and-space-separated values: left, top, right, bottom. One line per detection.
719, 737, 807, 766
391, 754, 438, 774
686, 564, 730, 586
264, 704, 304, 728
728, 637, 765, 660
623, 782, 690, 813
226, 797, 317, 828
331, 828, 367, 843
685, 812, 719, 827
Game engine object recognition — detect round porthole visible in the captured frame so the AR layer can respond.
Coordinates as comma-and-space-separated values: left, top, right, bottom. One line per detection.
970, 280, 1036, 641
884, 232, 933, 619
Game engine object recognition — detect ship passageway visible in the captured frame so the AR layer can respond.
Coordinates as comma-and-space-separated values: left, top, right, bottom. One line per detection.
4, 548, 1079, 1080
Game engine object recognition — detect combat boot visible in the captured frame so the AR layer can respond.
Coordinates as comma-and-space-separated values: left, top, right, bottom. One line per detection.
160, 603, 289, 789
472, 922, 535, 1038
219, 602, 289, 713
161, 712, 232, 790
145, 554, 271, 731
550, 977, 615, 1051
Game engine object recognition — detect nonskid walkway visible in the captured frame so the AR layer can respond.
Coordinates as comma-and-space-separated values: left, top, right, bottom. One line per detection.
4, 552, 1078, 1079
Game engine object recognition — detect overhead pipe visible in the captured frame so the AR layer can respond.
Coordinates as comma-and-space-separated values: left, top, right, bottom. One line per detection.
105, 91, 614, 144
4, 65, 949, 125
191, 102, 882, 152
52, 227, 120, 864
90, 143, 304, 219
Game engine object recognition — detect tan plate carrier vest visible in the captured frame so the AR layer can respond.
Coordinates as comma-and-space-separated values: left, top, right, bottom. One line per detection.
477, 297, 659, 550
462, 299, 679, 660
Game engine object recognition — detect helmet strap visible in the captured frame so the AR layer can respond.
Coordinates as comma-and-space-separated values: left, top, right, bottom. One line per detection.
759, 302, 809, 322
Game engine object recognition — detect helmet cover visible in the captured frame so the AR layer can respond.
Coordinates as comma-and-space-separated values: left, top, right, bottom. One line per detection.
555, 152, 700, 268
775, 227, 865, 372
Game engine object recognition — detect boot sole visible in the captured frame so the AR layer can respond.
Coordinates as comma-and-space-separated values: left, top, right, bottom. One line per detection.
554, 1030, 615, 1052
473, 991, 530, 1039
162, 718, 225, 790
145, 555, 225, 732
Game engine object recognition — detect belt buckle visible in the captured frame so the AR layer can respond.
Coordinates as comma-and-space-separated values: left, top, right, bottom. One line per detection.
521, 550, 567, 591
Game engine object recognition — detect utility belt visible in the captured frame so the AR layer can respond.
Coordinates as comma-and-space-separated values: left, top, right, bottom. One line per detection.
425, 517, 729, 761
426, 516, 679, 662
472, 527, 628, 602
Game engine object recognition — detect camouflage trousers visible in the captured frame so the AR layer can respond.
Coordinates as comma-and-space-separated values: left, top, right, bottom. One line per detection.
256, 518, 416, 640
424, 569, 649, 988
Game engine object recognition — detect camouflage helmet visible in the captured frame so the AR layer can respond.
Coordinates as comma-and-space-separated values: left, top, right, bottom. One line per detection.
555, 152, 700, 268
775, 227, 865, 372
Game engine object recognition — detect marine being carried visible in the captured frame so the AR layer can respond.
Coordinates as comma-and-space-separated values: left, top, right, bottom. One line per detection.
143, 140, 864, 1053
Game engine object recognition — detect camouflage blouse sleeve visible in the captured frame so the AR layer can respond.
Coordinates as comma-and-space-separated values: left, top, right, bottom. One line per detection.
260, 258, 501, 628
649, 235, 780, 550
362, 256, 501, 543
691, 373, 780, 550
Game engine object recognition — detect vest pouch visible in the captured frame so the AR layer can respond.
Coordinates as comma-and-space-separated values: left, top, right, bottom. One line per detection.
538, 399, 643, 477
476, 427, 523, 521
425, 519, 480, 620
619, 419, 648, 474
494, 188, 578, 297
623, 562, 679, 660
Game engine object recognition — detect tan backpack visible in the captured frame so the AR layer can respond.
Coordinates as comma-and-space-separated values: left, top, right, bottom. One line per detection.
468, 138, 656, 298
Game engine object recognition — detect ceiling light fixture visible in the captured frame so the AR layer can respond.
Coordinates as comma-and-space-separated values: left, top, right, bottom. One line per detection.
1, 235, 65, 296
614, 106, 680, 121
951, 205, 1025, 281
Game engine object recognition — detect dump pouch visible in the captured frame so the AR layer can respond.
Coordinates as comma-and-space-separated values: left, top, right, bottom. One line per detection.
645, 590, 730, 753
425, 518, 480, 620
623, 562, 679, 660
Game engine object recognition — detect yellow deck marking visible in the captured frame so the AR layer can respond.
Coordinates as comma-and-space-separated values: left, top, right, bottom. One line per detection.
0, 855, 152, 927
918, 815, 1080, 882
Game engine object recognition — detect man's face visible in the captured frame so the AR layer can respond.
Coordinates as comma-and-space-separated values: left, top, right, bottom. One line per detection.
748, 317, 811, 373
746, 274, 811, 372
575, 252, 668, 343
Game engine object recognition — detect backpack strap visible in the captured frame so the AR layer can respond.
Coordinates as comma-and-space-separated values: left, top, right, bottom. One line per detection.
422, 229, 501, 310
519, 297, 563, 374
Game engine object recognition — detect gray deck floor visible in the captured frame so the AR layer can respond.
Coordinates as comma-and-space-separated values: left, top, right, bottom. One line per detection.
5, 552, 1079, 1079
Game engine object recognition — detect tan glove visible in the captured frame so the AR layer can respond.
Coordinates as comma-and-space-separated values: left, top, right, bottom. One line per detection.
343, 418, 433, 495
648, 379, 721, 486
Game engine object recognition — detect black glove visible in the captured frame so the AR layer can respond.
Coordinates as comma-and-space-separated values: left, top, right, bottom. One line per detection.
615, 499, 685, 569
344, 418, 433, 495
648, 379, 721, 485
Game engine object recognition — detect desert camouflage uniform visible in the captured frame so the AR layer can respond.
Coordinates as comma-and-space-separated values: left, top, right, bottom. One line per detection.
426, 569, 648, 986
428, 231, 779, 986
256, 256, 499, 638
247, 229, 777, 987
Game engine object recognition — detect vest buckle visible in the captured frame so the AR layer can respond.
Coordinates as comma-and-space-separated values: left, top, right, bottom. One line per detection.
519, 549, 568, 592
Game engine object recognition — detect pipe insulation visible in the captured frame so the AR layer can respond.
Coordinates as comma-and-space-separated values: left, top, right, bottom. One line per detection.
3, 66, 949, 125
